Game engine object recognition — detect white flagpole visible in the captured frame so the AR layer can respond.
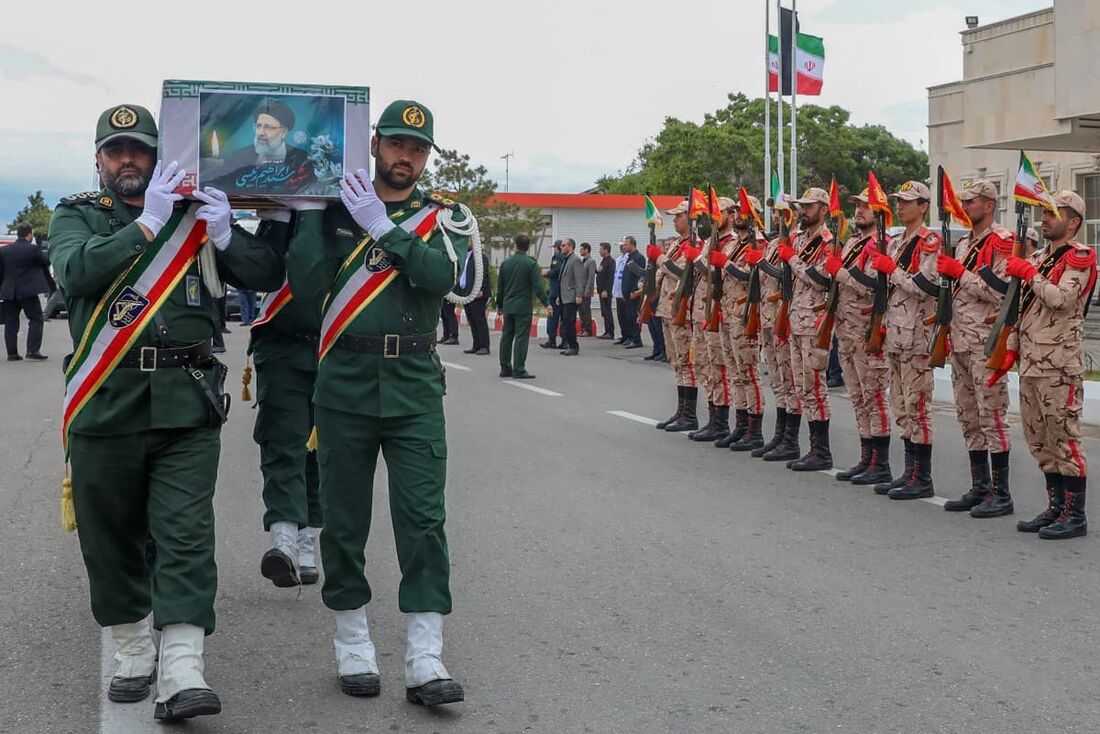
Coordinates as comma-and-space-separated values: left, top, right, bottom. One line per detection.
776, 0, 784, 206
764, 0, 771, 225
790, 0, 798, 198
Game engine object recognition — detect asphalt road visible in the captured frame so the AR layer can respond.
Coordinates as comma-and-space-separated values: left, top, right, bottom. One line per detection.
2, 320, 1099, 733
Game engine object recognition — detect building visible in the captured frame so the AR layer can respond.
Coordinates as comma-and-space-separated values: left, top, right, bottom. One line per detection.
928, 2, 1100, 243
488, 193, 682, 265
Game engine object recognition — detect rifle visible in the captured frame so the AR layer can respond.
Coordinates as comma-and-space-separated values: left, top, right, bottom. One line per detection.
865, 211, 888, 354
984, 202, 1028, 367
671, 240, 694, 326
814, 217, 844, 349
928, 166, 953, 367
742, 226, 762, 338
774, 214, 793, 338
704, 224, 723, 332
639, 221, 658, 325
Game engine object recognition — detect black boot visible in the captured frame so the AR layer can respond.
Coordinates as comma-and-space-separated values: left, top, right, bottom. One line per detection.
752, 408, 786, 458
763, 412, 802, 462
888, 442, 934, 499
836, 437, 871, 481
790, 419, 832, 471
876, 439, 914, 495
693, 405, 728, 442
730, 412, 765, 452
852, 435, 893, 486
665, 387, 699, 432
688, 402, 716, 440
970, 451, 1014, 518
944, 450, 990, 510
1039, 477, 1088, 539
715, 409, 748, 448
1017, 473, 1064, 533
655, 387, 683, 430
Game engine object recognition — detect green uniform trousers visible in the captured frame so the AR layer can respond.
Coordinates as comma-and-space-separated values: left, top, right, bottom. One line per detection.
315, 404, 451, 614
254, 358, 322, 531
499, 313, 533, 373
69, 427, 220, 633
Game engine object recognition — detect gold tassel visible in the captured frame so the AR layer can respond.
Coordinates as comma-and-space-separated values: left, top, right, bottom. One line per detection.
241, 362, 253, 402
61, 477, 77, 532
306, 425, 318, 451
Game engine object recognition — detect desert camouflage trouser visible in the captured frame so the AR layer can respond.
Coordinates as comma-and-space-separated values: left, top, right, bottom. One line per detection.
693, 326, 730, 406
663, 320, 696, 388
791, 334, 830, 422
719, 321, 763, 414
886, 351, 934, 444
949, 350, 1011, 453
837, 336, 891, 438
762, 328, 799, 414
1020, 373, 1087, 477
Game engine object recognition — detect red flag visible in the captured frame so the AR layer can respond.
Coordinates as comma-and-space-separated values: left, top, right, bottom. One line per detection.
688, 187, 709, 220
708, 185, 723, 225
939, 167, 972, 229
866, 171, 893, 228
827, 177, 848, 240
738, 186, 765, 232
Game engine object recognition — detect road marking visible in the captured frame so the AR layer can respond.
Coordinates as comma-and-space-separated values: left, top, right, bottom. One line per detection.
817, 468, 841, 477
920, 495, 949, 507
100, 628, 152, 733
440, 361, 471, 372
607, 410, 659, 426
504, 381, 563, 397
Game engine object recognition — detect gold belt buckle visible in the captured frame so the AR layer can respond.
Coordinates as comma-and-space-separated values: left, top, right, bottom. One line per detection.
139, 346, 157, 372
383, 334, 400, 358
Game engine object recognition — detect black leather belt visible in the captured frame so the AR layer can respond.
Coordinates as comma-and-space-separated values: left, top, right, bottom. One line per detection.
117, 342, 214, 371
334, 332, 436, 357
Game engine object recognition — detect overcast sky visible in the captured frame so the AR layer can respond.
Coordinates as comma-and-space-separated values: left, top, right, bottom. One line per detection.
2, 0, 1043, 224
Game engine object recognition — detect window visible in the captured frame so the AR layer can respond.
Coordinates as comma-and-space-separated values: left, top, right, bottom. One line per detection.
1081, 174, 1100, 247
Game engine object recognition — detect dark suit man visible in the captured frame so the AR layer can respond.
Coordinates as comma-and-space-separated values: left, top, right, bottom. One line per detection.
595, 243, 616, 339
439, 301, 459, 345
556, 239, 586, 355
1, 224, 53, 360
540, 241, 565, 348
455, 244, 491, 355
579, 243, 597, 336
619, 235, 646, 348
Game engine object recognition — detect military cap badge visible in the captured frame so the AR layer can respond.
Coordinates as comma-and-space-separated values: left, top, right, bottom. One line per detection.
110, 106, 139, 130
402, 105, 426, 128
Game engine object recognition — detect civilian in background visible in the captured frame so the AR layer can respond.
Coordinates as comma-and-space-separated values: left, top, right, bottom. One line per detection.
238, 289, 258, 326
619, 235, 646, 349
613, 242, 629, 344
595, 242, 616, 339
496, 234, 547, 379
540, 240, 565, 349
643, 238, 672, 362
439, 301, 459, 345
579, 243, 597, 336
1, 224, 53, 361
456, 240, 491, 355
556, 238, 586, 356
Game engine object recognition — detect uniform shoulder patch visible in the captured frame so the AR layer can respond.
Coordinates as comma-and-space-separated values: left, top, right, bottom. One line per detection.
58, 191, 101, 206
989, 230, 1015, 253
1066, 246, 1097, 270
921, 232, 942, 252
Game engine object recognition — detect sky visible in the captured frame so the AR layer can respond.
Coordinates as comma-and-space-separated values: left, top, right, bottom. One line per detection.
1, 0, 1045, 226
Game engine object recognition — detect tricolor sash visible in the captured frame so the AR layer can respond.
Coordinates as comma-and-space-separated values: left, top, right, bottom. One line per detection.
250, 279, 293, 330
317, 204, 442, 361
62, 206, 209, 451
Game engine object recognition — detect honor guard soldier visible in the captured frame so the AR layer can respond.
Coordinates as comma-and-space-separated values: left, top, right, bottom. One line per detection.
936, 179, 1015, 517
999, 191, 1096, 538
653, 203, 701, 432
285, 100, 468, 705
825, 188, 893, 486
48, 104, 285, 721
778, 188, 835, 471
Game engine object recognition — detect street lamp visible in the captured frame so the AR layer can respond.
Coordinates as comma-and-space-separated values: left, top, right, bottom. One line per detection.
500, 152, 514, 192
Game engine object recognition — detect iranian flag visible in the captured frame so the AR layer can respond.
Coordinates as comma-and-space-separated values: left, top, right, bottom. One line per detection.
644, 194, 664, 228
1013, 151, 1059, 217
770, 170, 790, 210
768, 33, 825, 96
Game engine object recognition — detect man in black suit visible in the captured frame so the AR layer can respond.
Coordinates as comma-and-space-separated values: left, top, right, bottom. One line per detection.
439, 301, 459, 345
0, 224, 53, 361
455, 241, 491, 355
595, 242, 616, 339
556, 238, 587, 356
619, 235, 646, 349
540, 241, 564, 349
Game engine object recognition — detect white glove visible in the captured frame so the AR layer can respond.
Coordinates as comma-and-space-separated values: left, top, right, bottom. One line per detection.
288, 199, 328, 212
193, 187, 233, 250
135, 160, 186, 237
340, 169, 393, 241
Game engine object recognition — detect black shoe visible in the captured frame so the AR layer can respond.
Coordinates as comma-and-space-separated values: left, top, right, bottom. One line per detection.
836, 437, 872, 481
688, 403, 716, 441
970, 457, 1014, 518
153, 689, 222, 721
499, 367, 513, 377
888, 443, 934, 500
7, 354, 22, 361
789, 420, 832, 471
655, 353, 667, 362
260, 548, 300, 588
692, 405, 729, 442
340, 672, 381, 697
463, 348, 478, 354
441, 337, 459, 345
875, 438, 914, 495
945, 450, 991, 511
560, 348, 579, 356
539, 341, 559, 349
729, 413, 765, 452
763, 412, 801, 462
665, 387, 698, 432
1039, 478, 1087, 539
406, 678, 465, 706
656, 387, 684, 430
221, 327, 232, 334
850, 436, 893, 486
1018, 473, 1063, 533
643, 353, 659, 361
598, 334, 615, 340
26, 353, 48, 361
625, 341, 643, 349
300, 566, 319, 585
108, 669, 156, 703
613, 338, 626, 345
513, 371, 536, 379
826, 377, 844, 388
753, 408, 787, 458
476, 348, 490, 355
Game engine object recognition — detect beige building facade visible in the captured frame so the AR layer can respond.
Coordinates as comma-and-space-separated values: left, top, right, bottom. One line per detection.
928, 2, 1100, 244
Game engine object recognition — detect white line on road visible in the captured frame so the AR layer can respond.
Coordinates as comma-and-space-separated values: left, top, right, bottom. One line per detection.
100, 628, 152, 733
504, 381, 563, 397
818, 468, 841, 477
920, 495, 949, 507
607, 411, 659, 426
440, 361, 471, 372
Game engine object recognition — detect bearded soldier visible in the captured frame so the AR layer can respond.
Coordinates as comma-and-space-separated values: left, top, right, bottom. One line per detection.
936, 180, 1015, 518
49, 104, 285, 721
653, 202, 701, 433
999, 191, 1096, 539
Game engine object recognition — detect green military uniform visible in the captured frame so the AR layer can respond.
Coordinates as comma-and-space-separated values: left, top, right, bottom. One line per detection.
496, 249, 547, 374
49, 185, 284, 634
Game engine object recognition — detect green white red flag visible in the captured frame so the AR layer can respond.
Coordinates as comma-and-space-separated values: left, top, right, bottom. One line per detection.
1013, 151, 1059, 218
768, 33, 825, 96
644, 194, 664, 228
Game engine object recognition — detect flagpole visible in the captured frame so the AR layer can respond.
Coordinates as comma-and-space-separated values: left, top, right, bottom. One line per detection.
763, 0, 771, 226
776, 0, 784, 212
790, 0, 798, 199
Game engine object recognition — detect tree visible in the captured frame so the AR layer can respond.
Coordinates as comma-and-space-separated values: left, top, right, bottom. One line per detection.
8, 191, 53, 240
597, 93, 927, 210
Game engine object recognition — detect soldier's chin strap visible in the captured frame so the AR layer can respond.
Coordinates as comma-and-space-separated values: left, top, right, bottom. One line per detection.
440, 202, 484, 306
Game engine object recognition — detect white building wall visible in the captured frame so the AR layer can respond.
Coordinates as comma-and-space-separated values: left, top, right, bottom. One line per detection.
530, 207, 661, 266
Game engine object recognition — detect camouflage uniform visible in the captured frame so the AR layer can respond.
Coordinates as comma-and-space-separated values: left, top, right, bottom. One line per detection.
654, 231, 700, 432
686, 234, 732, 442
753, 234, 801, 458
717, 228, 766, 449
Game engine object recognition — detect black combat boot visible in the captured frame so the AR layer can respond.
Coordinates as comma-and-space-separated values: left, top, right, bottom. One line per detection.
716, 409, 749, 448
836, 437, 871, 481
693, 405, 728, 442
665, 387, 699, 432
852, 435, 893, 486
655, 387, 684, 430
888, 442, 934, 499
730, 412, 765, 452
1039, 477, 1088, 539
689, 402, 716, 440
944, 450, 990, 510
875, 438, 913, 495
970, 451, 1014, 518
752, 408, 787, 458
790, 419, 833, 471
763, 411, 801, 461
1017, 473, 1064, 533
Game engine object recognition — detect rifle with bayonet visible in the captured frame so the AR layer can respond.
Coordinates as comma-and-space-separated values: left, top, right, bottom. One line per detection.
814, 215, 844, 349
639, 220, 659, 325
704, 213, 723, 333
672, 191, 699, 327
984, 202, 1028, 367
928, 166, 953, 367
865, 211, 888, 354
774, 213, 793, 339
742, 225, 763, 338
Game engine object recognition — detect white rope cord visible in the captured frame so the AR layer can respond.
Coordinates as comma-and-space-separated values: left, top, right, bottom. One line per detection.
440, 202, 485, 306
